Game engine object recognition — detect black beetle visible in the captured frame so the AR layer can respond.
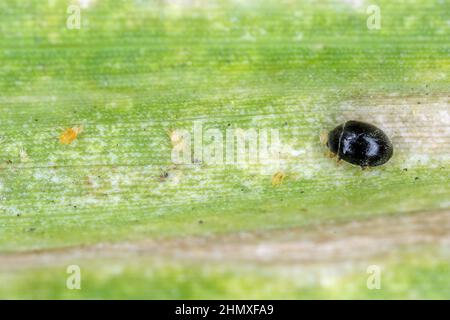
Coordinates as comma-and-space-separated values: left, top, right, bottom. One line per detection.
327, 120, 393, 168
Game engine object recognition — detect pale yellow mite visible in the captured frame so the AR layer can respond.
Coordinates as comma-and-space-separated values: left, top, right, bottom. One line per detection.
168, 129, 182, 144
59, 126, 83, 145
319, 130, 328, 145
271, 171, 286, 187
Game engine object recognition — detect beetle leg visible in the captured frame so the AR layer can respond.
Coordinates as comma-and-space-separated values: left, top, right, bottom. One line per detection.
326, 151, 336, 158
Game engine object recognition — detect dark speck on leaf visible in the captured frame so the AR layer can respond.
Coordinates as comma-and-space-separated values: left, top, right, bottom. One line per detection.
27, 228, 36, 232
159, 171, 169, 181
198, 220, 204, 224
403, 168, 408, 172
415, 177, 420, 180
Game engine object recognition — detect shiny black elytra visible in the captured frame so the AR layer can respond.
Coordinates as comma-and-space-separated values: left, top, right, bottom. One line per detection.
327, 120, 393, 168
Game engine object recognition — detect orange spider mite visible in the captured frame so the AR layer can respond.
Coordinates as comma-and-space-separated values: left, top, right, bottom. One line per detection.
59, 126, 83, 145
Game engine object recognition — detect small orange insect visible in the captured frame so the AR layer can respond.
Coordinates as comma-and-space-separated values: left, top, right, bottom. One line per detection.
271, 171, 286, 187
59, 126, 83, 145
